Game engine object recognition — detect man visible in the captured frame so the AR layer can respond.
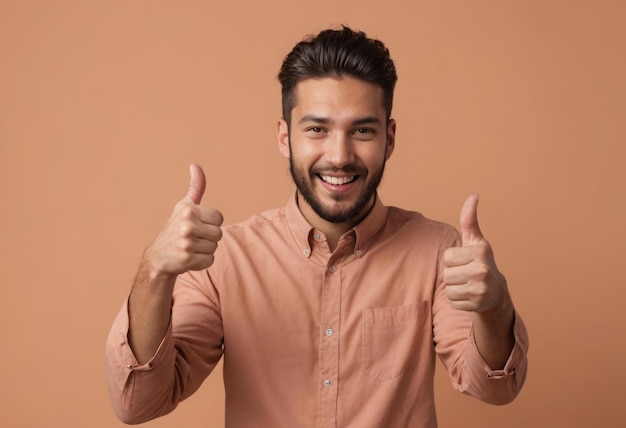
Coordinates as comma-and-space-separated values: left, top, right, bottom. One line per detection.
106, 26, 528, 427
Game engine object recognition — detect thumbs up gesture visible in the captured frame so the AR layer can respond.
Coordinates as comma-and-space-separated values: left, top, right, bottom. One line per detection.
144, 164, 224, 277
442, 195, 511, 314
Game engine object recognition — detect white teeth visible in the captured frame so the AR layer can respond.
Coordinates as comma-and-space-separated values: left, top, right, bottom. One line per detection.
320, 175, 355, 185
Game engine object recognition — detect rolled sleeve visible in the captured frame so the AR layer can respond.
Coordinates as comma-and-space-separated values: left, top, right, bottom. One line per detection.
104, 268, 224, 424
104, 299, 178, 424
463, 309, 529, 405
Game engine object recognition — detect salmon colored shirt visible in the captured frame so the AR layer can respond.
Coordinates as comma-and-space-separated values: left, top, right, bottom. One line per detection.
106, 194, 528, 428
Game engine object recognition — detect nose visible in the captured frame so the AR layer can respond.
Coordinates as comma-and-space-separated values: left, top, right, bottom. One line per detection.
325, 132, 354, 168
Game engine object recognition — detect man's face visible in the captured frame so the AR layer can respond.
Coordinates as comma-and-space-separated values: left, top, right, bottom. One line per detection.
278, 76, 395, 226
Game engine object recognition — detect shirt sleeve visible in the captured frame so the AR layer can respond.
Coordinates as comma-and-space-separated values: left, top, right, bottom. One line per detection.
104, 268, 224, 424
462, 310, 529, 404
432, 227, 529, 405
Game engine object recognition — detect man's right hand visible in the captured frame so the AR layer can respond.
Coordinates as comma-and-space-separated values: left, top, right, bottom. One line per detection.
128, 164, 223, 364
143, 163, 224, 278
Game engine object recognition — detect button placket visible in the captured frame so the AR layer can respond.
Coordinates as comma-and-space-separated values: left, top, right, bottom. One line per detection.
317, 256, 342, 424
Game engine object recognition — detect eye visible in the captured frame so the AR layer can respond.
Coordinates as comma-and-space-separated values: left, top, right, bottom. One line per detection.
304, 126, 328, 138
353, 128, 376, 139
305, 126, 326, 134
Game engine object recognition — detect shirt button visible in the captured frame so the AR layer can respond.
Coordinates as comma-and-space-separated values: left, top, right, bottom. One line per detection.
329, 265, 336, 273
315, 233, 321, 240
355, 250, 362, 257
323, 379, 332, 387
303, 248, 310, 255
325, 328, 334, 336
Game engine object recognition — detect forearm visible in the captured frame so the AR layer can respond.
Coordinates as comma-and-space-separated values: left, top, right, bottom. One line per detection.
128, 254, 177, 364
107, 268, 224, 424
472, 295, 515, 370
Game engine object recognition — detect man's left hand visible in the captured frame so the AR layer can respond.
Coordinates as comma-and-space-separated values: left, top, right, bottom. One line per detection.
442, 195, 512, 314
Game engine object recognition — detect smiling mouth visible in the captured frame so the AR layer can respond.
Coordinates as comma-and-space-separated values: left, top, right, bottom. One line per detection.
318, 174, 359, 185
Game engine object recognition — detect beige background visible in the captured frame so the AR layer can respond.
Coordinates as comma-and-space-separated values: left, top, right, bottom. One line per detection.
1, 1, 625, 427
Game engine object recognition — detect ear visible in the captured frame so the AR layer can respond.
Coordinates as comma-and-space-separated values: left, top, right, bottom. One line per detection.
385, 119, 396, 160
277, 118, 291, 159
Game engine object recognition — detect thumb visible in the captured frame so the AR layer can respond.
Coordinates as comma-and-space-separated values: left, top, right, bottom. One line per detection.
460, 194, 484, 246
184, 163, 206, 204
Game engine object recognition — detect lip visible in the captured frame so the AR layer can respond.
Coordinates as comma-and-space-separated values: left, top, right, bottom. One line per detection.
316, 173, 360, 193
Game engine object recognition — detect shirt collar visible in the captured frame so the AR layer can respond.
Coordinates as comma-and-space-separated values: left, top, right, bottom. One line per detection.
285, 191, 388, 258
285, 192, 315, 258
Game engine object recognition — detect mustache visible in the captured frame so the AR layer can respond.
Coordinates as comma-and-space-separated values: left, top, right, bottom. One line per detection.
311, 165, 365, 175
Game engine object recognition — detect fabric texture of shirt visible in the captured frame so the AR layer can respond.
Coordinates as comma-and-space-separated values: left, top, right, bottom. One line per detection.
106, 194, 529, 427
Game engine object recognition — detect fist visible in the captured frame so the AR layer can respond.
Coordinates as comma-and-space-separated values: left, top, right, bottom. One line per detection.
442, 195, 510, 314
145, 164, 223, 276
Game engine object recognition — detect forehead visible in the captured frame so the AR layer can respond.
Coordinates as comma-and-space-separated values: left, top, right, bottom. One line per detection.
291, 77, 386, 122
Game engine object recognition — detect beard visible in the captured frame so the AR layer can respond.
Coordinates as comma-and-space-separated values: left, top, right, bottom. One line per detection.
289, 148, 387, 224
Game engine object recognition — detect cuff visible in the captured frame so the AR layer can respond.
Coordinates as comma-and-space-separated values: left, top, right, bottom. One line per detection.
105, 298, 174, 393
468, 309, 529, 380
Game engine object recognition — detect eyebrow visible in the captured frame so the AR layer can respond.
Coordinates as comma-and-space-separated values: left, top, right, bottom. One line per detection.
298, 115, 330, 125
297, 115, 382, 126
353, 117, 383, 126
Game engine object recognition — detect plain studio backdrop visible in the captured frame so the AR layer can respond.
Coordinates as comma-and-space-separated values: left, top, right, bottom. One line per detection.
1, 1, 624, 427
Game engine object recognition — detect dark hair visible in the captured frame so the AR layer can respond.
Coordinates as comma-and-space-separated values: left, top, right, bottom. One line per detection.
278, 26, 397, 125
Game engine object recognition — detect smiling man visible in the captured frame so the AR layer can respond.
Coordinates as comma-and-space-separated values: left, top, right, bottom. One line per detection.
279, 76, 395, 249
106, 26, 528, 428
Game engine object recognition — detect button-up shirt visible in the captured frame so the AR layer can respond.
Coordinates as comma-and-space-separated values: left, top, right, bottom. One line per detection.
106, 194, 528, 427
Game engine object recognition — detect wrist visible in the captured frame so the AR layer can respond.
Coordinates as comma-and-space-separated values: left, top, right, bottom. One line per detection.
476, 293, 515, 332
133, 249, 178, 295
141, 245, 175, 278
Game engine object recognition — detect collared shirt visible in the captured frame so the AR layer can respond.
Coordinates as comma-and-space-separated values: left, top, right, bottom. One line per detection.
106, 194, 528, 427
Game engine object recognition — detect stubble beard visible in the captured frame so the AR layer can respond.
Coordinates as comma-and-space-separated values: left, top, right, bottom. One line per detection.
288, 144, 387, 224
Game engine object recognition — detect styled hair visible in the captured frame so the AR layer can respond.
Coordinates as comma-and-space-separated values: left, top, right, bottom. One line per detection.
278, 26, 398, 125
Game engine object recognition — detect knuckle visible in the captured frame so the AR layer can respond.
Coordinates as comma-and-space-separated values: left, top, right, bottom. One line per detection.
442, 249, 454, 265
178, 222, 195, 237
179, 237, 193, 252
178, 251, 193, 265
474, 265, 490, 280
474, 283, 488, 298
212, 227, 223, 242
179, 204, 196, 220
202, 254, 215, 269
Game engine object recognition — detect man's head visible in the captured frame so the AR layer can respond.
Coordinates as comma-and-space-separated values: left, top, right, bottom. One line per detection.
278, 26, 397, 126
277, 27, 398, 230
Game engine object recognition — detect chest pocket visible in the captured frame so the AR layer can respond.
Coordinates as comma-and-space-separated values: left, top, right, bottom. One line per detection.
362, 301, 430, 381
